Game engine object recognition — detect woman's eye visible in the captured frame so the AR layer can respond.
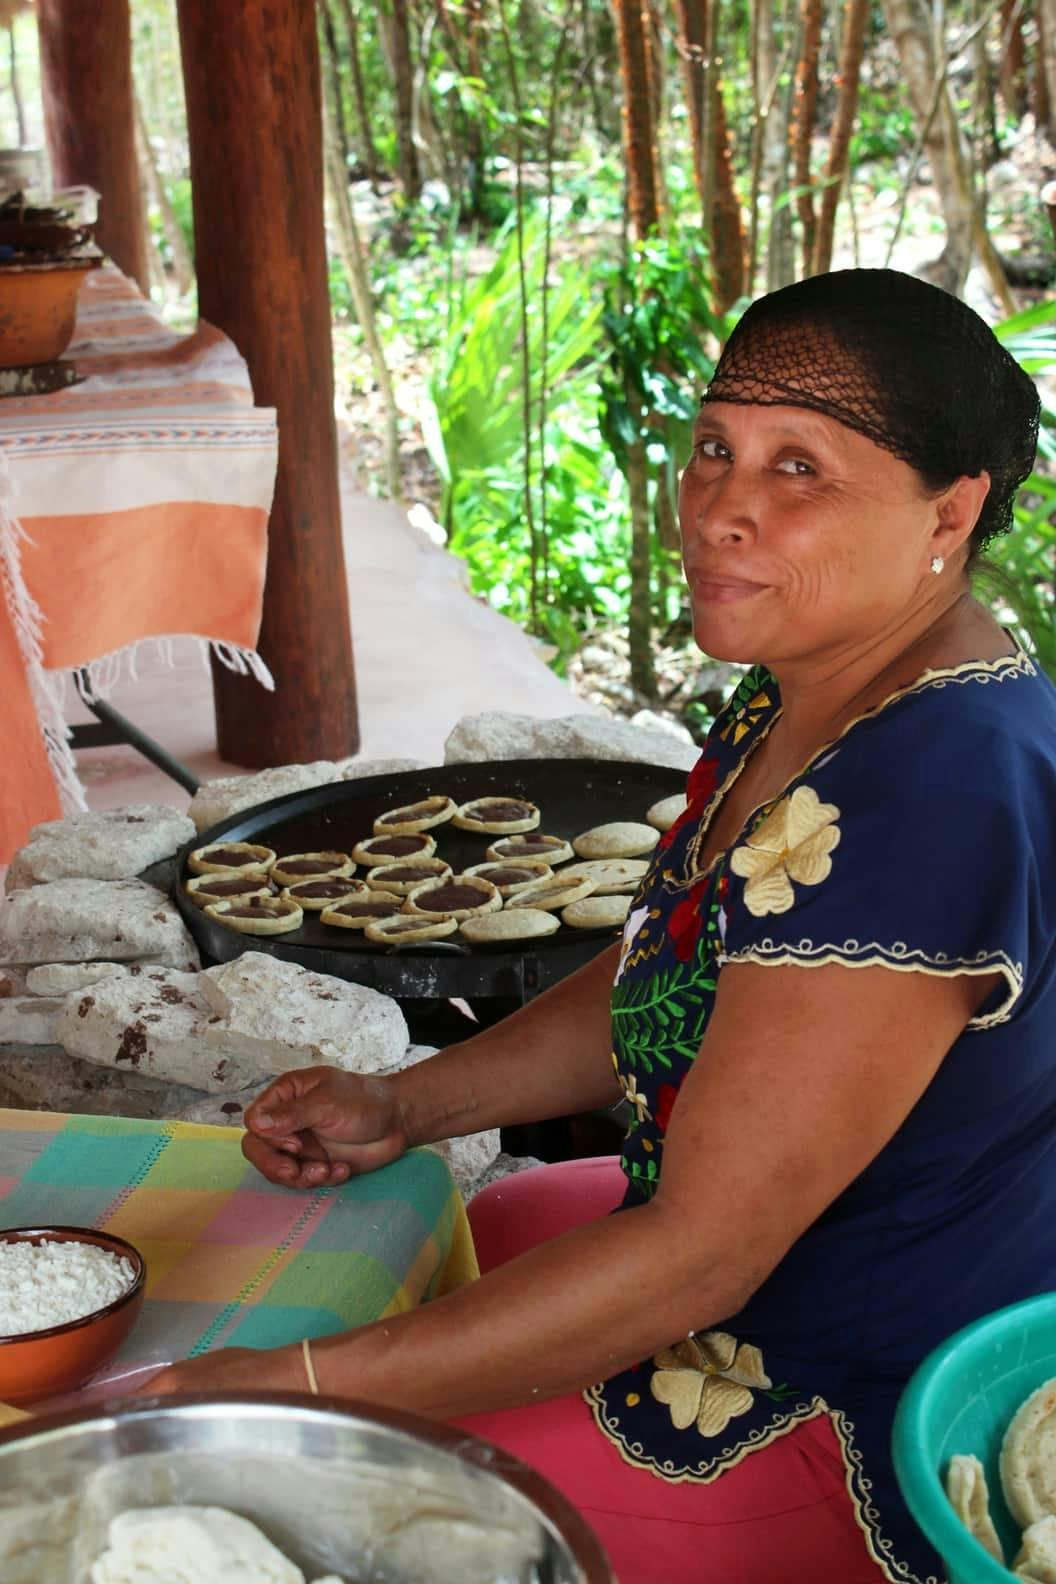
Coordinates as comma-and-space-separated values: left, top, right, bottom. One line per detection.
694, 437, 730, 461
775, 456, 816, 476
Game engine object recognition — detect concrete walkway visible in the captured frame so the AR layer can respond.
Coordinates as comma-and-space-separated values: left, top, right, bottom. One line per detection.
65, 483, 596, 817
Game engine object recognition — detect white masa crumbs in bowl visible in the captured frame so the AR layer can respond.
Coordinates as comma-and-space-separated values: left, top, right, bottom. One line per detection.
0, 1238, 137, 1336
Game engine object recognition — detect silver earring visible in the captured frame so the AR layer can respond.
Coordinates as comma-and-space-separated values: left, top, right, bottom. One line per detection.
930, 555, 944, 575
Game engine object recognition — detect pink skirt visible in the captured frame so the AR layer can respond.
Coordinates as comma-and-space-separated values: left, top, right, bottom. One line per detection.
455, 1158, 888, 1584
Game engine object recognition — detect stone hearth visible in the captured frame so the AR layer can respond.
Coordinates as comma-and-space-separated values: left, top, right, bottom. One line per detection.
0, 718, 695, 1195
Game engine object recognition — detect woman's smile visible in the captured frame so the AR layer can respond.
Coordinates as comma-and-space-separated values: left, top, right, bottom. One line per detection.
686, 571, 770, 604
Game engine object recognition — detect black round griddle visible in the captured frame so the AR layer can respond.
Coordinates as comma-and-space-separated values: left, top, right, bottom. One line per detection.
171, 758, 687, 1002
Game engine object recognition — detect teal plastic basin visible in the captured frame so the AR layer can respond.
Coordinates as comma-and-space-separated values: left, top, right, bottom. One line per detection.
892, 1292, 1056, 1584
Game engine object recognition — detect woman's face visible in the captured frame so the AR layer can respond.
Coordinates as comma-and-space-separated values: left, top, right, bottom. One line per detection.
678, 399, 951, 667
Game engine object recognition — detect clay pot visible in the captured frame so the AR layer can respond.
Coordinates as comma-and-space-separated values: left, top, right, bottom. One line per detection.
0, 256, 98, 367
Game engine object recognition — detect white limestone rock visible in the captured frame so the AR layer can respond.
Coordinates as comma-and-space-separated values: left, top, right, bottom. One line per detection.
188, 758, 433, 835
176, 1083, 268, 1127
56, 955, 408, 1095
340, 757, 429, 782
3, 854, 34, 893
428, 1131, 502, 1198
0, 879, 200, 970
187, 761, 346, 834
4, 805, 195, 891
444, 711, 698, 772
469, 1150, 546, 1197
198, 953, 408, 1078
0, 1043, 204, 1120
0, 967, 25, 999
25, 962, 130, 996
0, 995, 65, 1045
55, 967, 241, 1089
629, 708, 696, 746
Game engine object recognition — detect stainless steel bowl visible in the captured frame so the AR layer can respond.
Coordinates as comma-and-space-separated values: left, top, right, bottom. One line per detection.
0, 1391, 613, 1583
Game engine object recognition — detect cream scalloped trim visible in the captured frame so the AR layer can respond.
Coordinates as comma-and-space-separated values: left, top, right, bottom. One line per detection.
582, 1381, 828, 1484
829, 1407, 943, 1584
718, 939, 1022, 1028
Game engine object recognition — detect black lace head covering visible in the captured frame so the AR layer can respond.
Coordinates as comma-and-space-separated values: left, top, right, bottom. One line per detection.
703, 268, 1040, 552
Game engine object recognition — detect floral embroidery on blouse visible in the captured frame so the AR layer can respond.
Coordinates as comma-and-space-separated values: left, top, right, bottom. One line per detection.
659, 755, 722, 853
718, 686, 775, 746
650, 1332, 772, 1436
730, 784, 841, 917
619, 1071, 652, 1123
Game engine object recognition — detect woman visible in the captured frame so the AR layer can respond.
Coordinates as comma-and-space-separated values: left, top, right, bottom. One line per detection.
149, 270, 1056, 1583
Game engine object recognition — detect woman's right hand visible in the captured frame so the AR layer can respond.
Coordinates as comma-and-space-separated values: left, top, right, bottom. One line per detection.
241, 1067, 409, 1189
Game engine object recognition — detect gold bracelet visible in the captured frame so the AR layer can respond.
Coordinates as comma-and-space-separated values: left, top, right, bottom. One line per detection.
301, 1335, 319, 1396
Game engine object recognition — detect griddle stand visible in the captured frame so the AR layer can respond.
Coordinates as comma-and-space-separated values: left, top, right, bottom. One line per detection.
69, 668, 201, 795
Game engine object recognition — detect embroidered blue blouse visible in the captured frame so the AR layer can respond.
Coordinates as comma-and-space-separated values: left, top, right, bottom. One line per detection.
584, 651, 1056, 1583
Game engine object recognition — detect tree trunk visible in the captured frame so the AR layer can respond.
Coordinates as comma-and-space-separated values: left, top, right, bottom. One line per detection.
319, 0, 352, 178
1036, 0, 1053, 136
462, 0, 487, 218
812, 0, 869, 273
36, 0, 149, 293
340, 0, 384, 185
791, 0, 823, 275
676, 0, 744, 310
176, 0, 359, 766
997, 0, 1025, 119
612, 0, 662, 699
389, 0, 421, 200
133, 87, 194, 296
612, 0, 661, 237
322, 81, 401, 500
753, 0, 795, 290
579, 0, 607, 139
881, 0, 975, 290
1039, 0, 1056, 140
971, 0, 998, 174
8, 22, 26, 146
674, 0, 709, 217
712, 74, 746, 308
626, 437, 655, 700
644, 0, 668, 219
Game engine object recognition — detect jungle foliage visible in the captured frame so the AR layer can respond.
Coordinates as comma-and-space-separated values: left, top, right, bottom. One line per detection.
8, 0, 1048, 719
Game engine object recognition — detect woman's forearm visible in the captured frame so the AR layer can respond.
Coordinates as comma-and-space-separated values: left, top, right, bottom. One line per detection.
310, 1196, 732, 1419
393, 942, 624, 1145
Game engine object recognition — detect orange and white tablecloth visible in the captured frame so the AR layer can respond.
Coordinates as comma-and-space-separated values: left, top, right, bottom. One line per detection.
0, 264, 278, 862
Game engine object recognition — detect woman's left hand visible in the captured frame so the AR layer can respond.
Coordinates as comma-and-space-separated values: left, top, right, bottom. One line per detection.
137, 1344, 307, 1398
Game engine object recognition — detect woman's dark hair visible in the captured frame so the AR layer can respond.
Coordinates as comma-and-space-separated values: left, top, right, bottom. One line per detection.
703, 268, 1041, 556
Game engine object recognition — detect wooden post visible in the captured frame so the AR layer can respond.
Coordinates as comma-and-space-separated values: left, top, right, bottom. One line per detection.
176, 0, 359, 767
36, 0, 149, 293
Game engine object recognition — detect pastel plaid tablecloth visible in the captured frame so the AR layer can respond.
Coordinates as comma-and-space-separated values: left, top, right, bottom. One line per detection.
0, 1109, 478, 1376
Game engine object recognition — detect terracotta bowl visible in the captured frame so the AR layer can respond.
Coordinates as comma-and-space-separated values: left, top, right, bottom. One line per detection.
0, 256, 97, 367
0, 1227, 145, 1405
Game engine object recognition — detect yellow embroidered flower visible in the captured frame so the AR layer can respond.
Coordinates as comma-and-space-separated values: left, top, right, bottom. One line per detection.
729, 784, 840, 917
618, 1072, 651, 1124
650, 1331, 771, 1437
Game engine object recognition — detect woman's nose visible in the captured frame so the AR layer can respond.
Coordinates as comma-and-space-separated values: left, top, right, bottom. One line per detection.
679, 465, 756, 547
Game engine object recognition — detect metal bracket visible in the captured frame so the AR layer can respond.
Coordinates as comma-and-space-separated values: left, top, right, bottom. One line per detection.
69, 669, 201, 794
